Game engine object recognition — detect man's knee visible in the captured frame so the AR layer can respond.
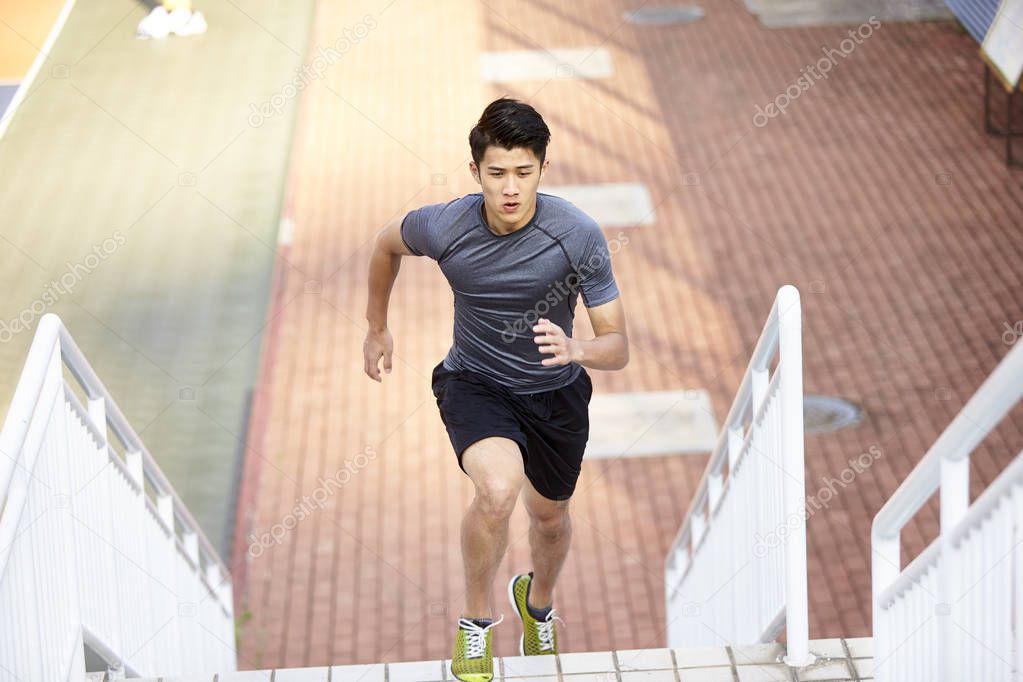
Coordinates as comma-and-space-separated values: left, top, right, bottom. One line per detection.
528, 503, 571, 537
473, 477, 520, 520
463, 437, 524, 521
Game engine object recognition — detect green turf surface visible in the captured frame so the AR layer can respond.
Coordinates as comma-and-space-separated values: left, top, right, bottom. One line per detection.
0, 0, 316, 555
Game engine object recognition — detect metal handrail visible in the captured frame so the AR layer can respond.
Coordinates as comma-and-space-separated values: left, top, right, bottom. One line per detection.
664, 284, 811, 666
871, 340, 1023, 682
0, 315, 228, 583
0, 314, 235, 678
55, 319, 230, 579
871, 341, 1023, 550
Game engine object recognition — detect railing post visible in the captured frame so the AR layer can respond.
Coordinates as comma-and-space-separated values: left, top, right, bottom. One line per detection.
751, 368, 768, 415
183, 532, 199, 566
157, 494, 174, 529
1015, 498, 1023, 682
939, 455, 969, 531
708, 472, 723, 511
938, 454, 968, 682
221, 577, 234, 618
871, 531, 899, 682
777, 285, 812, 667
125, 451, 144, 489
691, 511, 706, 548
87, 396, 107, 444
205, 563, 224, 614
727, 426, 743, 470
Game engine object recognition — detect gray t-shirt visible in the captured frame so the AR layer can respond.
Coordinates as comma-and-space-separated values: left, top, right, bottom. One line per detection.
401, 191, 620, 394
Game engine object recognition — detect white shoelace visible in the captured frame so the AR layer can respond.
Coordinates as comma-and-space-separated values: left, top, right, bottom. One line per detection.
458, 614, 504, 659
534, 609, 564, 652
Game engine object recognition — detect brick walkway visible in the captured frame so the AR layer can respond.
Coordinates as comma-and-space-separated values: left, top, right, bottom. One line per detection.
230, 0, 1023, 670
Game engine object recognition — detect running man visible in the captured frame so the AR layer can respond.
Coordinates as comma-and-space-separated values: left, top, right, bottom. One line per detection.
363, 98, 629, 682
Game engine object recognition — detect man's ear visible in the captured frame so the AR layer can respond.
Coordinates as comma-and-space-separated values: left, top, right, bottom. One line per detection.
541, 159, 550, 174
469, 161, 480, 184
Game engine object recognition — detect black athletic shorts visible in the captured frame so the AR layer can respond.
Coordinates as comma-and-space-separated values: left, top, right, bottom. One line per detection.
431, 360, 593, 501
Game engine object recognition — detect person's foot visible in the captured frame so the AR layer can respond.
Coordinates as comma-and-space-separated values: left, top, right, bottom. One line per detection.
450, 614, 503, 682
136, 7, 172, 40
508, 572, 561, 655
169, 8, 207, 36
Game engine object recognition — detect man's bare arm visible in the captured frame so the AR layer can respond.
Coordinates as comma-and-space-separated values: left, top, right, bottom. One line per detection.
574, 296, 629, 370
533, 296, 629, 371
366, 217, 414, 330
364, 218, 415, 381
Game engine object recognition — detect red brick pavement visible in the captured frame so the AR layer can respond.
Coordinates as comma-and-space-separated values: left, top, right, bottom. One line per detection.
230, 0, 1023, 669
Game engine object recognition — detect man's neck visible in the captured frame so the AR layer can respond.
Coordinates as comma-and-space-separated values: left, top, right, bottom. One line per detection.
482, 198, 536, 235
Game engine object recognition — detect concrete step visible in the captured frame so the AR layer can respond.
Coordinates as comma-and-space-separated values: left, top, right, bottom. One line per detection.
743, 0, 952, 27
128, 637, 873, 681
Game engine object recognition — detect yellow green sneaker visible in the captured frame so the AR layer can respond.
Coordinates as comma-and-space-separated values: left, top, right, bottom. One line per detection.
450, 614, 503, 682
507, 572, 561, 655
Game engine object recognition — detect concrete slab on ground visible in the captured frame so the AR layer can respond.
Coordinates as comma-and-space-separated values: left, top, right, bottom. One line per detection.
480, 48, 614, 81
585, 390, 719, 457
544, 183, 657, 227
744, 0, 952, 28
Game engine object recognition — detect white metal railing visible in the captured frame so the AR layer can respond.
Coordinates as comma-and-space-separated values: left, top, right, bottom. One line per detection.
0, 314, 237, 679
871, 341, 1023, 682
664, 285, 813, 666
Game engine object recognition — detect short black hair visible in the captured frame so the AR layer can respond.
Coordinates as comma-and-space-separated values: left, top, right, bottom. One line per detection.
469, 98, 551, 167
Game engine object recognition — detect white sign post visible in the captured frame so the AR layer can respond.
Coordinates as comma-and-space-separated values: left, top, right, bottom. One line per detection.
981, 0, 1023, 166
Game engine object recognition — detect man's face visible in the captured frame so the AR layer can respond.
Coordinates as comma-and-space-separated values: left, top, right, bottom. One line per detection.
470, 145, 549, 231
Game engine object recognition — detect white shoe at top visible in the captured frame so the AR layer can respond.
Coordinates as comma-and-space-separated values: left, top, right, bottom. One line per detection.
168, 8, 208, 36
136, 6, 172, 40
137, 6, 207, 40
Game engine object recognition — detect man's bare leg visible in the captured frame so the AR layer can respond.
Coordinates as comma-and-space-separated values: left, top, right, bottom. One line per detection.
460, 437, 525, 618
521, 478, 571, 610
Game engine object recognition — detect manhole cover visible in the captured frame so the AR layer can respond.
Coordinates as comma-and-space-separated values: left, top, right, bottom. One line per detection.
623, 5, 705, 24
803, 395, 863, 433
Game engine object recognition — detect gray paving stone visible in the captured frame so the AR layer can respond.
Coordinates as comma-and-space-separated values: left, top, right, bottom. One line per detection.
735, 663, 792, 681
216, 672, 273, 682
586, 390, 718, 458
621, 671, 678, 681
389, 658, 445, 682
329, 663, 387, 682
745, 0, 951, 28
560, 650, 616, 675
806, 638, 846, 660
543, 183, 656, 228
273, 667, 330, 682
796, 660, 853, 680
679, 668, 738, 681
730, 642, 786, 666
502, 653, 560, 677
844, 637, 872, 659
617, 648, 676, 671
674, 645, 732, 668
480, 48, 613, 82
